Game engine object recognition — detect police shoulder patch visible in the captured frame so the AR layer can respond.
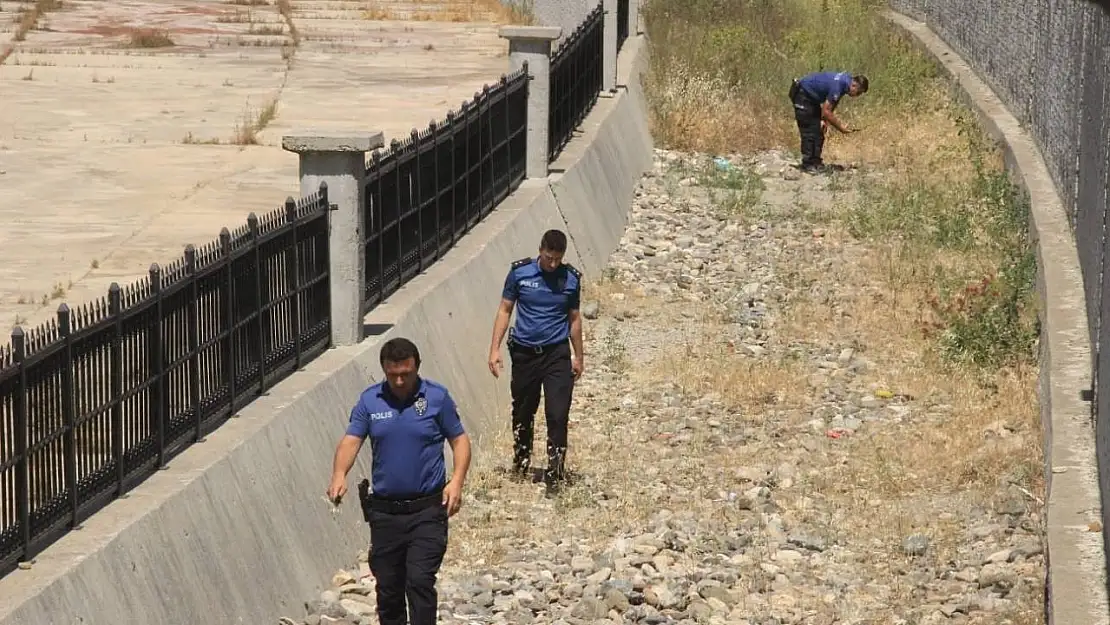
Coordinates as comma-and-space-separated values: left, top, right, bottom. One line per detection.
511, 257, 532, 270
564, 263, 582, 279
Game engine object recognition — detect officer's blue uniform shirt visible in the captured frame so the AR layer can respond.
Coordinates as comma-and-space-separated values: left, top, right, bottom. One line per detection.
346, 378, 466, 498
798, 71, 853, 105
502, 257, 581, 347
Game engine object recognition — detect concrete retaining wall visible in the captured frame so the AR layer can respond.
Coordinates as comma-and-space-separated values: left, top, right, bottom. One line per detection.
0, 34, 653, 625
885, 12, 1110, 625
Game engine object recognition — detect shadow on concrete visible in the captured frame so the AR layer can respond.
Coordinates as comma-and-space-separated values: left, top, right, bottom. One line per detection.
363, 323, 394, 337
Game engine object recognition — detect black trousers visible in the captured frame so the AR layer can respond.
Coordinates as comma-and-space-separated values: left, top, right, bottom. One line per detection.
789, 80, 824, 168
509, 340, 574, 481
367, 497, 448, 625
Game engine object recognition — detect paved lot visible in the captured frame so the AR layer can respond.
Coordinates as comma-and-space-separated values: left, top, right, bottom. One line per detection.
0, 0, 512, 333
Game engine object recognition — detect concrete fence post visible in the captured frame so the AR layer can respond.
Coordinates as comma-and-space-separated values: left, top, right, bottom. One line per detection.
629, 0, 641, 35
281, 131, 385, 347
499, 26, 562, 179
603, 0, 618, 93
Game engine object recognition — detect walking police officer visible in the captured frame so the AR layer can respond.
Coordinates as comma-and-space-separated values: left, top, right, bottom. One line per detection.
327, 337, 472, 625
487, 229, 583, 497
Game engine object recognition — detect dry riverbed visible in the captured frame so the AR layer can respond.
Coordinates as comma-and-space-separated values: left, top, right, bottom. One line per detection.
287, 149, 1045, 625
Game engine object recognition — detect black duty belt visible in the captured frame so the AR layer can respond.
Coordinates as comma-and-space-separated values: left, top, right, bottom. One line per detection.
365, 489, 443, 515
509, 339, 568, 355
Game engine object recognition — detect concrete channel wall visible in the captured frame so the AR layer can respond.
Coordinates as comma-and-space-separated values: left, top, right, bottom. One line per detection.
0, 34, 653, 625
885, 11, 1110, 625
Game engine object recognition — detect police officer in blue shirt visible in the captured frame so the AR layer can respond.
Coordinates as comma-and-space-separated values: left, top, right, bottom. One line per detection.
487, 229, 583, 497
326, 337, 472, 625
788, 70, 869, 172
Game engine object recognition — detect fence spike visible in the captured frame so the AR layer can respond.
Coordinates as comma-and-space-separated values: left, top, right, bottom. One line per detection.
11, 326, 24, 362
57, 303, 71, 334
109, 283, 122, 315
185, 244, 197, 272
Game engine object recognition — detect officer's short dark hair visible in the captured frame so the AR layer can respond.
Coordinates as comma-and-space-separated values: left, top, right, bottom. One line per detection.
540, 229, 568, 254
853, 74, 869, 93
380, 337, 421, 369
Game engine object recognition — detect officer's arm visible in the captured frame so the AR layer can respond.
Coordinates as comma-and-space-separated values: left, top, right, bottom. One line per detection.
490, 269, 518, 353
568, 281, 583, 363
569, 308, 583, 362
333, 402, 369, 481
331, 435, 364, 481
446, 433, 471, 487
821, 95, 850, 132
490, 298, 515, 352
438, 394, 471, 487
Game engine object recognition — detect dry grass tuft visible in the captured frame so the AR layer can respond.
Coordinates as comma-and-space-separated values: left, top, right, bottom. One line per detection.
231, 99, 278, 145
362, 0, 533, 25
1, 0, 63, 64
182, 132, 222, 145
275, 0, 300, 46
125, 28, 175, 48
641, 337, 811, 415
249, 23, 284, 35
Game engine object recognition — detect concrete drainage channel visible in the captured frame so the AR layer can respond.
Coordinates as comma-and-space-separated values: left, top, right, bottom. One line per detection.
283, 11, 1107, 625
0, 2, 1103, 624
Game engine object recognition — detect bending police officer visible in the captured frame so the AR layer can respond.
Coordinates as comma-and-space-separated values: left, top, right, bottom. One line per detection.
487, 229, 584, 498
327, 337, 472, 625
788, 70, 869, 173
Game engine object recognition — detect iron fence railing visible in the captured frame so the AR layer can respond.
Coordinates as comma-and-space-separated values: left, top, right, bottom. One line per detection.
362, 69, 529, 310
548, 3, 604, 162
617, 0, 629, 53
0, 188, 332, 576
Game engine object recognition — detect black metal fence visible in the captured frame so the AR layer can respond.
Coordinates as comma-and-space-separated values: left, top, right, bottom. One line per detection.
617, 0, 630, 53
548, 3, 604, 162
0, 189, 332, 576
363, 70, 529, 310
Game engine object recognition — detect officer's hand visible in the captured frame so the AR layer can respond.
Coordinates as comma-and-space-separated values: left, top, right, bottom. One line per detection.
442, 482, 463, 517
488, 350, 502, 378
326, 475, 347, 504
571, 357, 584, 381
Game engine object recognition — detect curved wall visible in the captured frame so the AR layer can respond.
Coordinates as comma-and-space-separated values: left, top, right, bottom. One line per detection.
886, 9, 1110, 625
